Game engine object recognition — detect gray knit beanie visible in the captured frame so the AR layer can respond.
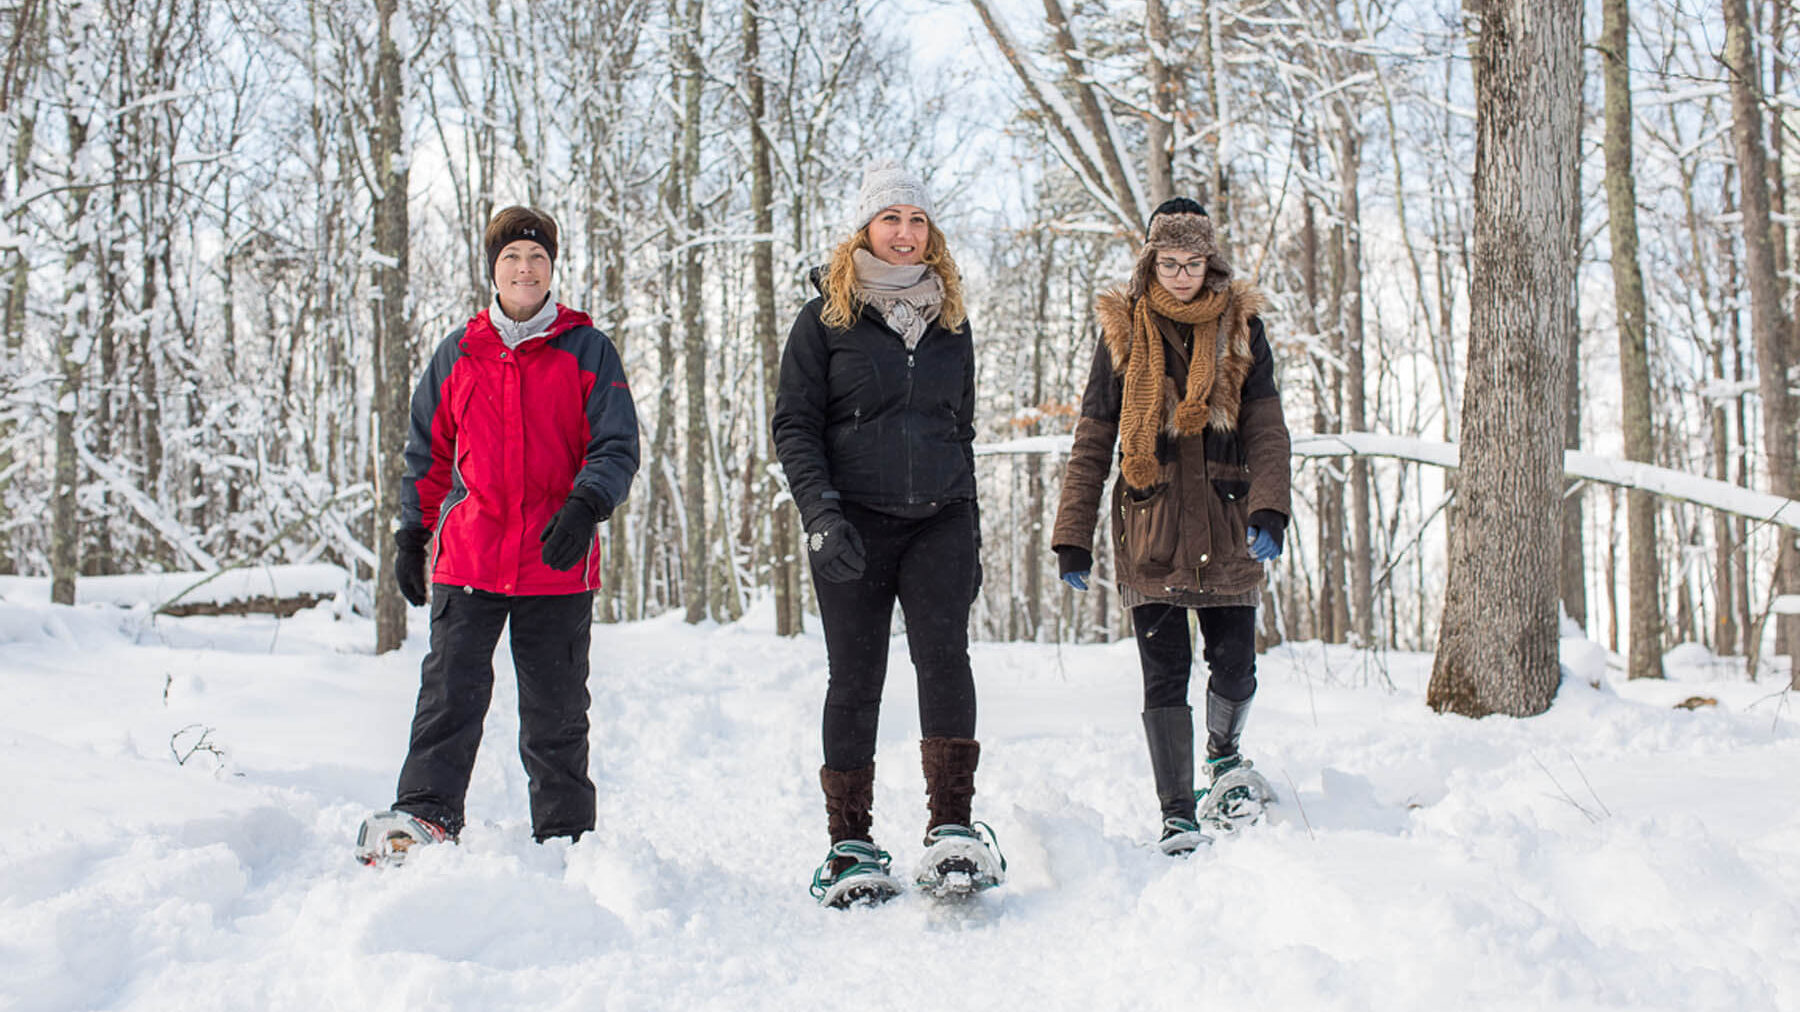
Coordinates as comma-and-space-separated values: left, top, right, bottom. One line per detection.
853, 159, 934, 230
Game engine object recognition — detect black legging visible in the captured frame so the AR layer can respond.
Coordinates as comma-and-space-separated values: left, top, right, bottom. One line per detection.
813, 501, 978, 770
1133, 603, 1257, 709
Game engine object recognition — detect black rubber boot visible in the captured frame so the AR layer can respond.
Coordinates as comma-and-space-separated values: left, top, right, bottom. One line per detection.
1142, 706, 1197, 821
1205, 689, 1253, 762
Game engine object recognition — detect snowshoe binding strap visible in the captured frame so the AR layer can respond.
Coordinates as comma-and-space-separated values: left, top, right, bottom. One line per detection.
1196, 759, 1277, 834
810, 840, 900, 908
914, 822, 1006, 897
1158, 816, 1212, 856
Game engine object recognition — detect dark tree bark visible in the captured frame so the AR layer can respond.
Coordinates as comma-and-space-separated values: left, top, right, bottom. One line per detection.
372, 0, 412, 654
743, 0, 798, 636
1723, 0, 1800, 676
674, 0, 707, 625
1342, 118, 1372, 646
1144, 0, 1175, 207
1601, 0, 1663, 679
1429, 0, 1580, 717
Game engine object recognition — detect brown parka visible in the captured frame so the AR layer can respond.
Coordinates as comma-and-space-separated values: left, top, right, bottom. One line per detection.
1051, 281, 1292, 602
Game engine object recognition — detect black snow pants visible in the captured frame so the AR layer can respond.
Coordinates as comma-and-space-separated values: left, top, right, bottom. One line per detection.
1133, 603, 1258, 709
394, 585, 596, 840
813, 500, 979, 771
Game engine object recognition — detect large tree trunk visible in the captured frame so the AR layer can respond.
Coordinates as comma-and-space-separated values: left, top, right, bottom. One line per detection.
0, 104, 29, 574
1560, 47, 1588, 635
52, 102, 94, 606
1723, 0, 1800, 677
372, 0, 412, 654
1601, 0, 1663, 679
1198, 0, 1228, 243
743, 0, 797, 636
1299, 128, 1339, 643
1429, 0, 1580, 717
676, 0, 707, 625
1342, 118, 1372, 646
1144, 0, 1175, 207
1024, 228, 1055, 641
1322, 142, 1348, 644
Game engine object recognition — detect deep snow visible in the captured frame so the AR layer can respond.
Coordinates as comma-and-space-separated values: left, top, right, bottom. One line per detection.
1, 575, 1796, 1012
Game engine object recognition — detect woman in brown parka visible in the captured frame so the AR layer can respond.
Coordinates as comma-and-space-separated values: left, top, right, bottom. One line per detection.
1051, 197, 1292, 856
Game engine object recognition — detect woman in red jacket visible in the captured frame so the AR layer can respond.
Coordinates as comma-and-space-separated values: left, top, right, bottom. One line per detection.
356, 206, 640, 866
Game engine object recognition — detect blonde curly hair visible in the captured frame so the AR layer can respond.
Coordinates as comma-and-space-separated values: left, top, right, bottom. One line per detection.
818, 221, 966, 333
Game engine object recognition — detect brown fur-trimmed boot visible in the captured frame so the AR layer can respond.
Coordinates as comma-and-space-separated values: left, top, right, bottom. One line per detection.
813, 764, 899, 907
920, 737, 980, 834
916, 738, 1004, 897
820, 764, 875, 846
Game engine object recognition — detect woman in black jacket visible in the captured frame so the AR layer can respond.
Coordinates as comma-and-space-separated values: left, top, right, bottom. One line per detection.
772, 161, 1001, 907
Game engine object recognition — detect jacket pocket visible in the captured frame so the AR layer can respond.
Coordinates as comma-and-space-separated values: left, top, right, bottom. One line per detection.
1115, 478, 1180, 577
1205, 429, 1250, 502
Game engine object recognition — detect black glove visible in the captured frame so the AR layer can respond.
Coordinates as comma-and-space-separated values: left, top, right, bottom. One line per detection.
394, 527, 431, 607
540, 486, 611, 571
805, 509, 867, 584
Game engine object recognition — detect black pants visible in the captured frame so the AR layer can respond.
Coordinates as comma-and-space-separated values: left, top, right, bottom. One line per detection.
813, 501, 978, 771
1134, 603, 1257, 710
394, 585, 596, 840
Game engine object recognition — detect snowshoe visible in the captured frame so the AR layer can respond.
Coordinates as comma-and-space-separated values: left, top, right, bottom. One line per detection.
810, 839, 902, 909
1196, 755, 1277, 834
1157, 816, 1212, 856
913, 822, 1006, 899
355, 810, 452, 867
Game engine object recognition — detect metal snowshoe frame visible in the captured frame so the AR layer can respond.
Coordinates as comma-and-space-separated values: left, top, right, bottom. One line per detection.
355, 810, 452, 867
811, 839, 902, 908
913, 821, 1006, 899
1196, 762, 1278, 834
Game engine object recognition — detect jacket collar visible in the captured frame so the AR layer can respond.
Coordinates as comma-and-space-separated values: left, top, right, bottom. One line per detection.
461, 304, 593, 358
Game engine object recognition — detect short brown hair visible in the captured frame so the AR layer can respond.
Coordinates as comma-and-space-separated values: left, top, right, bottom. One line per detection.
484, 206, 558, 284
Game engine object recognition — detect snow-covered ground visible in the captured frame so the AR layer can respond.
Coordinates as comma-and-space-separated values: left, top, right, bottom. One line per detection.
2, 581, 1796, 1012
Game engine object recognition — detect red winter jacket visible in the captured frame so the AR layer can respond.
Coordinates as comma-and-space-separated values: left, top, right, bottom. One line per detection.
399, 305, 640, 596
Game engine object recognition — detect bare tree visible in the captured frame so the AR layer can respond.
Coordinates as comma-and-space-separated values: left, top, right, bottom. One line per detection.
742, 0, 800, 635
674, 0, 707, 625
1722, 0, 1799, 678
48, 0, 111, 605
1601, 0, 1664, 679
1429, 0, 1581, 717
371, 0, 412, 654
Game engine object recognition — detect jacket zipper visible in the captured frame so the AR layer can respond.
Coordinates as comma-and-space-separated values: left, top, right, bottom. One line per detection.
904, 347, 916, 502
430, 436, 468, 578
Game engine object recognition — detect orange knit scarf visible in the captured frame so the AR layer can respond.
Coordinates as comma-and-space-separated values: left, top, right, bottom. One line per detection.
1119, 283, 1231, 489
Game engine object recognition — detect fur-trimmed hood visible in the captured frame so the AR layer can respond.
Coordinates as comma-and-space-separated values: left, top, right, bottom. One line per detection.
1096, 279, 1268, 433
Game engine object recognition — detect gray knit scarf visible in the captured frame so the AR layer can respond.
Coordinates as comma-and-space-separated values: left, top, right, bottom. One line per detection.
491, 290, 559, 349
852, 249, 943, 349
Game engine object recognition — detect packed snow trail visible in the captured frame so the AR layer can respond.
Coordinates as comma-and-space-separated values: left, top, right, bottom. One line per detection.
1, 593, 1796, 1011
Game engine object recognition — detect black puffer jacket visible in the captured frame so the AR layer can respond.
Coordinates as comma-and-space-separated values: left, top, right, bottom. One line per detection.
771, 278, 976, 527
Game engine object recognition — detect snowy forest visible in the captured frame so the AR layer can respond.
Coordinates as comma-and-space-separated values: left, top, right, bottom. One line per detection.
3, 0, 1798, 690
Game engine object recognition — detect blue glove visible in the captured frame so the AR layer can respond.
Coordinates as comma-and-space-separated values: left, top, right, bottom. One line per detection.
1056, 546, 1092, 592
1247, 525, 1281, 562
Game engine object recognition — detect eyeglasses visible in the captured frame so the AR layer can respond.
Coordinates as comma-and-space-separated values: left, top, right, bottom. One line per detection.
1155, 259, 1207, 278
